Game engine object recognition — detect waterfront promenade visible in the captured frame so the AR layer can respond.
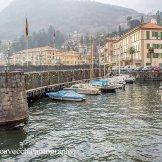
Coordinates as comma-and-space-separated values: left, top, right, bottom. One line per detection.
0, 65, 162, 127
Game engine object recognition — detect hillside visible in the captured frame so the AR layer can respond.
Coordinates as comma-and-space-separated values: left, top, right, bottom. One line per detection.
0, 0, 141, 39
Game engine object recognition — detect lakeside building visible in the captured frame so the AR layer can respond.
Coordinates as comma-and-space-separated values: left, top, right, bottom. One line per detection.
10, 46, 91, 66
105, 21, 162, 67
0, 58, 5, 66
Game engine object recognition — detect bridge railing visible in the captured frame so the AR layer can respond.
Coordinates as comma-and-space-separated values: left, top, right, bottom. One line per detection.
0, 64, 103, 72
24, 68, 105, 90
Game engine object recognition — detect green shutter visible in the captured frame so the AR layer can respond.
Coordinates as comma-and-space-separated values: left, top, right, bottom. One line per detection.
147, 44, 150, 49
153, 53, 159, 58
146, 31, 150, 39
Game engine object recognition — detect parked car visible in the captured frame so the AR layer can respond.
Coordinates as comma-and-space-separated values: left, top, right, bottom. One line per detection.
142, 66, 152, 71
141, 66, 161, 72
134, 67, 143, 72
152, 66, 161, 72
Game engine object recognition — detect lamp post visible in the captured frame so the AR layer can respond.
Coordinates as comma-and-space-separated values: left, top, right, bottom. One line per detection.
5, 41, 11, 72
39, 49, 43, 87
118, 45, 122, 76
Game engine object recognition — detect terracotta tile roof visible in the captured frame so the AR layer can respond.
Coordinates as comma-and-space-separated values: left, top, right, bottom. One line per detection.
141, 22, 162, 29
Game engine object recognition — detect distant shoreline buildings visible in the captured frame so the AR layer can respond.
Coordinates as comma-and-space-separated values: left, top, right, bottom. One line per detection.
2, 20, 162, 68
10, 46, 91, 66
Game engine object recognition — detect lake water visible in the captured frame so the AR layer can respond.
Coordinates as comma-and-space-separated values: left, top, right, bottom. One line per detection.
0, 82, 162, 162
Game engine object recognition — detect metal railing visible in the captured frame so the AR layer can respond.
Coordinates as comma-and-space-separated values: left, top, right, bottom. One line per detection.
0, 64, 103, 73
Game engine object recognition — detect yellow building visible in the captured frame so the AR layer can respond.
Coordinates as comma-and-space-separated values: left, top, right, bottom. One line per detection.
10, 46, 91, 66
107, 21, 162, 67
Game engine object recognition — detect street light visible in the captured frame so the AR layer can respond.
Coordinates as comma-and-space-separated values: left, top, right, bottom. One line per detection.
5, 41, 11, 72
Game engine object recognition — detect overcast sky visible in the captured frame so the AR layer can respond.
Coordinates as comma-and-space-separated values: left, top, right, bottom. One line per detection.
0, 0, 161, 13
96, 0, 161, 13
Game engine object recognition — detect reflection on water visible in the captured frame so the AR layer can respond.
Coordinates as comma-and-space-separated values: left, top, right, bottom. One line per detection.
0, 82, 162, 162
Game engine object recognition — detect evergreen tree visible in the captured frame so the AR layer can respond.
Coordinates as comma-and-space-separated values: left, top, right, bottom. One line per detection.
156, 10, 161, 25
118, 25, 122, 36
141, 16, 144, 24
11, 27, 66, 53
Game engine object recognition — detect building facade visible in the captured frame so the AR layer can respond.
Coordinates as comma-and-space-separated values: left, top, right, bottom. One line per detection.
0, 58, 5, 66
10, 46, 91, 66
107, 21, 162, 67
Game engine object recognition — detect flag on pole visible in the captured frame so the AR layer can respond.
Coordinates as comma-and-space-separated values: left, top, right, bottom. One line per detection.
25, 18, 29, 37
53, 29, 56, 43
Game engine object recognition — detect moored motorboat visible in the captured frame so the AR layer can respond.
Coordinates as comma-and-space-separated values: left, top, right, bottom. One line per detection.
125, 76, 135, 84
46, 90, 86, 102
64, 83, 101, 95
158, 82, 162, 93
106, 77, 126, 90
90, 80, 117, 93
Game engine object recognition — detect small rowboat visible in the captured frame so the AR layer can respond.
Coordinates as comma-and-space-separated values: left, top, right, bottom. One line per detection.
46, 90, 86, 102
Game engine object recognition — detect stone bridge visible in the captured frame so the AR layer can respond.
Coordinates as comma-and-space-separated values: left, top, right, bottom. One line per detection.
25, 68, 106, 98
0, 68, 106, 127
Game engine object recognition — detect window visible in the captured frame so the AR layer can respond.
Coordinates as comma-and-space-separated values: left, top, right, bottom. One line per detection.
152, 44, 160, 49
147, 53, 151, 58
155, 32, 158, 38
153, 53, 159, 58
153, 44, 156, 49
146, 31, 150, 39
147, 44, 150, 49
152, 31, 155, 37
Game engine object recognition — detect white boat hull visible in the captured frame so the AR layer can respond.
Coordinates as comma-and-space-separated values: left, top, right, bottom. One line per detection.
64, 88, 101, 95
49, 96, 86, 102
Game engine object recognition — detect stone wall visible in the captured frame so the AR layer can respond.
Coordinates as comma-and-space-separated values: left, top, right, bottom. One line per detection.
0, 72, 28, 126
25, 68, 105, 90
133, 71, 162, 81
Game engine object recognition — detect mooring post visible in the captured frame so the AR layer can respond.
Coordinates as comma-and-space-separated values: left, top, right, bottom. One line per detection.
0, 72, 28, 127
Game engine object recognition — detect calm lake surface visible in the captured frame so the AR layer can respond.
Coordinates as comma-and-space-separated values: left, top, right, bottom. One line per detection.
0, 82, 162, 162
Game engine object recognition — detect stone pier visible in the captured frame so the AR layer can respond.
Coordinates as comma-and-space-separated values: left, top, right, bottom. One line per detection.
132, 71, 162, 81
0, 72, 28, 127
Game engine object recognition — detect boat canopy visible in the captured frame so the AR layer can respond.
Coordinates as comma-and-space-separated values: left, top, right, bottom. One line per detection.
90, 80, 108, 87
47, 90, 84, 99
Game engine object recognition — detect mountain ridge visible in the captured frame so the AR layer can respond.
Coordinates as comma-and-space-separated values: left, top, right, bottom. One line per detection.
0, 0, 141, 39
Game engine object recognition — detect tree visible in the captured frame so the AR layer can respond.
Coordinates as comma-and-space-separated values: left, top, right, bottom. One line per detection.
128, 47, 136, 66
128, 19, 141, 29
141, 16, 144, 24
47, 25, 55, 47
118, 25, 122, 36
156, 10, 161, 25
127, 16, 132, 22
11, 27, 66, 53
148, 47, 154, 66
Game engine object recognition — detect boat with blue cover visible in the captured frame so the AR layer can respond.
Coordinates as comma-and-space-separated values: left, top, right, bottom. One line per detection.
90, 80, 117, 93
46, 90, 86, 102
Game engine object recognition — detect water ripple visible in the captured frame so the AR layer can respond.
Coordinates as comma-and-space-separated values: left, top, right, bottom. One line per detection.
0, 82, 162, 162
